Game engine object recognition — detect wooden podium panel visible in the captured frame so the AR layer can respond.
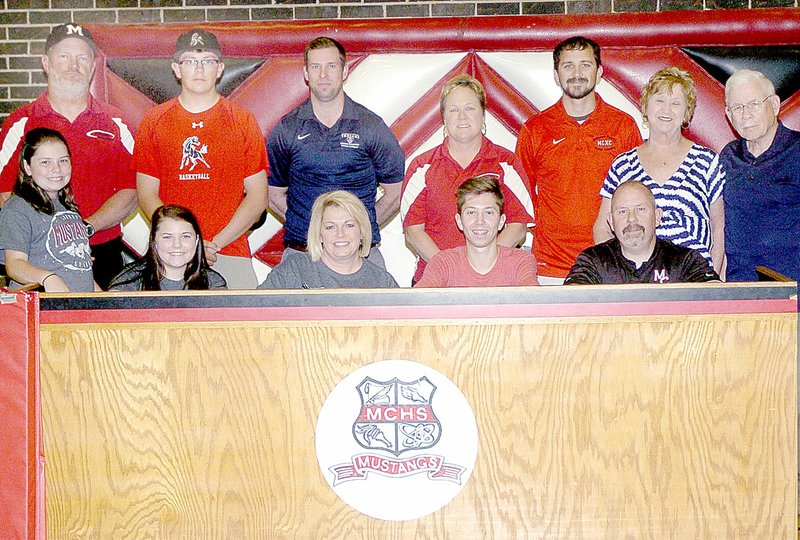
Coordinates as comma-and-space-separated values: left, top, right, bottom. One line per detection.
38, 285, 797, 537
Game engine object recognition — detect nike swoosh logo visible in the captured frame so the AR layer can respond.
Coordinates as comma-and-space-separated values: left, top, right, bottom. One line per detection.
297, 133, 311, 140
552, 137, 566, 145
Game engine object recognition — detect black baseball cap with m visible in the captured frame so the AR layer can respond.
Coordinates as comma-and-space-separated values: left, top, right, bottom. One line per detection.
174, 29, 222, 61
45, 24, 96, 54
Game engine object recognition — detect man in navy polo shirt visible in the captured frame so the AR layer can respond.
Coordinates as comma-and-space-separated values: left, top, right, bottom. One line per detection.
721, 69, 800, 281
267, 37, 405, 263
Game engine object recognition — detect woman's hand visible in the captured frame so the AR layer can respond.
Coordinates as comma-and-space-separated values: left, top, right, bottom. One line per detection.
5, 250, 70, 292
42, 274, 69, 293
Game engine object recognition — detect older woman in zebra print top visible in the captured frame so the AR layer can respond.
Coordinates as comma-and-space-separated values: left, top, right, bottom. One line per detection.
592, 67, 726, 279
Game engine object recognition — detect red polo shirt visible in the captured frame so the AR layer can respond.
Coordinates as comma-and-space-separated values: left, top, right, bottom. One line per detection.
0, 93, 136, 245
401, 137, 534, 282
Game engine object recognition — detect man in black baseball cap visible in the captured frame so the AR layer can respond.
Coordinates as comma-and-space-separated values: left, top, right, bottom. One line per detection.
133, 27, 269, 289
0, 23, 138, 289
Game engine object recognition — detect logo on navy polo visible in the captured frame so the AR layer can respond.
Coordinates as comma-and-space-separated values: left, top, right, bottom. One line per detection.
316, 360, 478, 521
340, 132, 360, 149
594, 136, 616, 150
46, 212, 91, 272
179, 135, 210, 180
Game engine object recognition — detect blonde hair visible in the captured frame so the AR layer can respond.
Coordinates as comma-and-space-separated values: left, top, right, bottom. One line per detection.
640, 67, 697, 127
307, 191, 372, 261
440, 74, 486, 119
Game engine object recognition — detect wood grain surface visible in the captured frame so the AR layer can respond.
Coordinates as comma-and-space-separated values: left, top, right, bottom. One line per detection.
39, 313, 796, 538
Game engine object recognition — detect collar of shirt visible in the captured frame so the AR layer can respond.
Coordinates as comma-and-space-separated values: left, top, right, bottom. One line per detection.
615, 237, 663, 272
440, 135, 497, 166
556, 94, 607, 127
739, 120, 798, 162
34, 91, 102, 123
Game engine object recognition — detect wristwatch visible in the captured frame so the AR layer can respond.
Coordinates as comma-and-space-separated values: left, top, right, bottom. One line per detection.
83, 220, 95, 238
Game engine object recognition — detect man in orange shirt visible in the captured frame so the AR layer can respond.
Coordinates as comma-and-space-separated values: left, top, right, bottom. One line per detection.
134, 29, 268, 289
516, 36, 641, 284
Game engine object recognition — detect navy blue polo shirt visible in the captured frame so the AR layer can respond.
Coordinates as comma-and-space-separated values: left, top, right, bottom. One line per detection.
267, 95, 405, 246
721, 121, 800, 281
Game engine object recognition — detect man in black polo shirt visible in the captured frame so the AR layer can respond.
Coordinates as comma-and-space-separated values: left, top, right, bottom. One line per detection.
565, 181, 719, 284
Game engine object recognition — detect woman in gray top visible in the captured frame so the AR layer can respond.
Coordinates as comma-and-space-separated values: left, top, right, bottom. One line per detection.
109, 205, 226, 291
260, 191, 398, 289
0, 128, 97, 292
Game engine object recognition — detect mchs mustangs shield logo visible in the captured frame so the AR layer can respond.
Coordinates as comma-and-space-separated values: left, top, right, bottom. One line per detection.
354, 376, 441, 456
316, 360, 478, 521
329, 376, 463, 484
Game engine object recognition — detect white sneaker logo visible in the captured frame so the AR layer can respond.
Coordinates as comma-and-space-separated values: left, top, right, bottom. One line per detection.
298, 133, 311, 140
552, 137, 566, 145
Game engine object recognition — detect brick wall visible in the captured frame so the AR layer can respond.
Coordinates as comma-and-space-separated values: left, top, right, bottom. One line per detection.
0, 0, 796, 125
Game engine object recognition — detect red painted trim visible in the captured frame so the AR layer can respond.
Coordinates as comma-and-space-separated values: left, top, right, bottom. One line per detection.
29, 295, 44, 540
86, 9, 800, 58
0, 292, 42, 539
477, 57, 538, 135
40, 298, 797, 325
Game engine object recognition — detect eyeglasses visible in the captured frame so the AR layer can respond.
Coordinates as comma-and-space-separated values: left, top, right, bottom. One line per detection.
177, 58, 219, 68
726, 95, 774, 116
